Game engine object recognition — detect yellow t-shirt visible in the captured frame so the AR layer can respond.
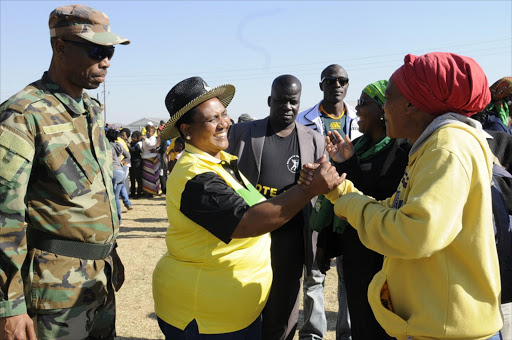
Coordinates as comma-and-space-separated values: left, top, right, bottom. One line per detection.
152, 144, 272, 334
166, 139, 178, 161
116, 137, 129, 161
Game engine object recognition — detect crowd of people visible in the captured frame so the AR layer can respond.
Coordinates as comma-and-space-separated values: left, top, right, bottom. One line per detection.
1, 3, 512, 340
102, 121, 192, 225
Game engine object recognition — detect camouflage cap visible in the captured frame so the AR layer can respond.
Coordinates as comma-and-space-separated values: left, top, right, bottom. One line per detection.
49, 4, 130, 46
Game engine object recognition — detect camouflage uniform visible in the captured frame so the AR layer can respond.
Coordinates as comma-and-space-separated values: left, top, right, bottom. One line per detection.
0, 73, 119, 339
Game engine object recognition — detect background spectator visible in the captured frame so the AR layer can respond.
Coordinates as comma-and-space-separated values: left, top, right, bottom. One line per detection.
141, 124, 161, 196
129, 131, 143, 198
237, 113, 255, 123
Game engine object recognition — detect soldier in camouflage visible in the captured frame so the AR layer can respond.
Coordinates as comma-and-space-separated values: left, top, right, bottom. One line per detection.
0, 4, 129, 340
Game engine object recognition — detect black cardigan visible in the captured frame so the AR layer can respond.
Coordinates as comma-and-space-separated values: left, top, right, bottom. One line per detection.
487, 130, 512, 213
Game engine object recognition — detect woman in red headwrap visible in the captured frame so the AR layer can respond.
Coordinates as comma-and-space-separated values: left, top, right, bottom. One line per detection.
301, 52, 503, 339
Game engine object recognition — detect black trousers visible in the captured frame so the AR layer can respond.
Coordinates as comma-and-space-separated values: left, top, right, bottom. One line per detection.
262, 220, 304, 340
342, 227, 393, 340
129, 164, 143, 196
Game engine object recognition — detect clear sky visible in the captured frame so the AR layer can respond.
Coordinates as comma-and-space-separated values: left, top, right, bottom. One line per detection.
1, 1, 511, 125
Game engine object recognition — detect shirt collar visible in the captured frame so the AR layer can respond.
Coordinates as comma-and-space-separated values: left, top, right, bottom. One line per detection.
184, 143, 236, 164
41, 72, 90, 116
319, 102, 346, 119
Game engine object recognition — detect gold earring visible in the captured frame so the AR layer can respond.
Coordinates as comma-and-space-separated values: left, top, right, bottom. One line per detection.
186, 135, 191, 140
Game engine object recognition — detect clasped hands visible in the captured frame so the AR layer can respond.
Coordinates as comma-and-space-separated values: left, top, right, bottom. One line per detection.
296, 154, 344, 197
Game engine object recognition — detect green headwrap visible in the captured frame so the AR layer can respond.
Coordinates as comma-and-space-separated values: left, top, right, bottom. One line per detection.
362, 79, 388, 106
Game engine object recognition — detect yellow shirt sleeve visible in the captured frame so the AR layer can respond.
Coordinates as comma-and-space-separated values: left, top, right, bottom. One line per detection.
333, 147, 470, 259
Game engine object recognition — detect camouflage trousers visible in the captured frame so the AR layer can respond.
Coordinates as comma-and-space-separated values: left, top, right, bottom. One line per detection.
29, 283, 115, 340
25, 248, 117, 340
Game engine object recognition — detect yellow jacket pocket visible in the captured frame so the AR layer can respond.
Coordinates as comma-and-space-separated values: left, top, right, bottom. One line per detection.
368, 271, 408, 337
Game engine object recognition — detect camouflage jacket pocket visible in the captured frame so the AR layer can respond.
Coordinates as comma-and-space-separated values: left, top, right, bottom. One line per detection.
26, 248, 110, 310
44, 141, 98, 198
0, 128, 34, 184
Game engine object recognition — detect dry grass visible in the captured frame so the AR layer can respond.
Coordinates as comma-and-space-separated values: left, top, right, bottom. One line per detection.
115, 196, 338, 340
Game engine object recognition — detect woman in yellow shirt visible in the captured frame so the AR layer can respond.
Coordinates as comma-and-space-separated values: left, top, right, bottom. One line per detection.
152, 76, 342, 339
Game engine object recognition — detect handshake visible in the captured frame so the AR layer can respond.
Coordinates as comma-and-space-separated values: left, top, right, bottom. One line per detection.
297, 154, 346, 198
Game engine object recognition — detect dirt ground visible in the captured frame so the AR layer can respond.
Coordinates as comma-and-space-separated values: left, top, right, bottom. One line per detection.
115, 195, 339, 340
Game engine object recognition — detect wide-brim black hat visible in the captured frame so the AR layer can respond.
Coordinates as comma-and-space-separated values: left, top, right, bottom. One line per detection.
161, 77, 235, 140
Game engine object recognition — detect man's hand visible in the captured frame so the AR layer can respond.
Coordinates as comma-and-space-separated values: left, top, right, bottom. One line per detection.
316, 247, 332, 275
111, 248, 125, 292
0, 314, 36, 340
298, 155, 346, 189
325, 131, 354, 163
298, 155, 345, 197
298, 154, 328, 185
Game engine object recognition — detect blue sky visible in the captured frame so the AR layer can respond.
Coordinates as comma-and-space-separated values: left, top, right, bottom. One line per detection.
1, 1, 511, 125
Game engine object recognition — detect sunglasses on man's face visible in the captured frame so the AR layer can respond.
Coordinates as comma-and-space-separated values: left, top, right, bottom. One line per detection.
321, 76, 349, 87
63, 39, 115, 61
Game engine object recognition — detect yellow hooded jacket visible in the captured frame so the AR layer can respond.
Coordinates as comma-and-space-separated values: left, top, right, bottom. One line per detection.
326, 119, 502, 339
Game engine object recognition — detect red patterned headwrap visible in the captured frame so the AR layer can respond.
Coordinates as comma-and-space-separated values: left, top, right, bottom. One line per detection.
490, 77, 512, 102
391, 52, 491, 117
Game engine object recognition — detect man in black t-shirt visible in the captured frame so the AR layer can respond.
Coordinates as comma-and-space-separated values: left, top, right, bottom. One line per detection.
228, 75, 327, 340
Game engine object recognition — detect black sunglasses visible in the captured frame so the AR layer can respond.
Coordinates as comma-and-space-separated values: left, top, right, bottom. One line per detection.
63, 39, 115, 61
321, 76, 349, 87
357, 97, 381, 107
